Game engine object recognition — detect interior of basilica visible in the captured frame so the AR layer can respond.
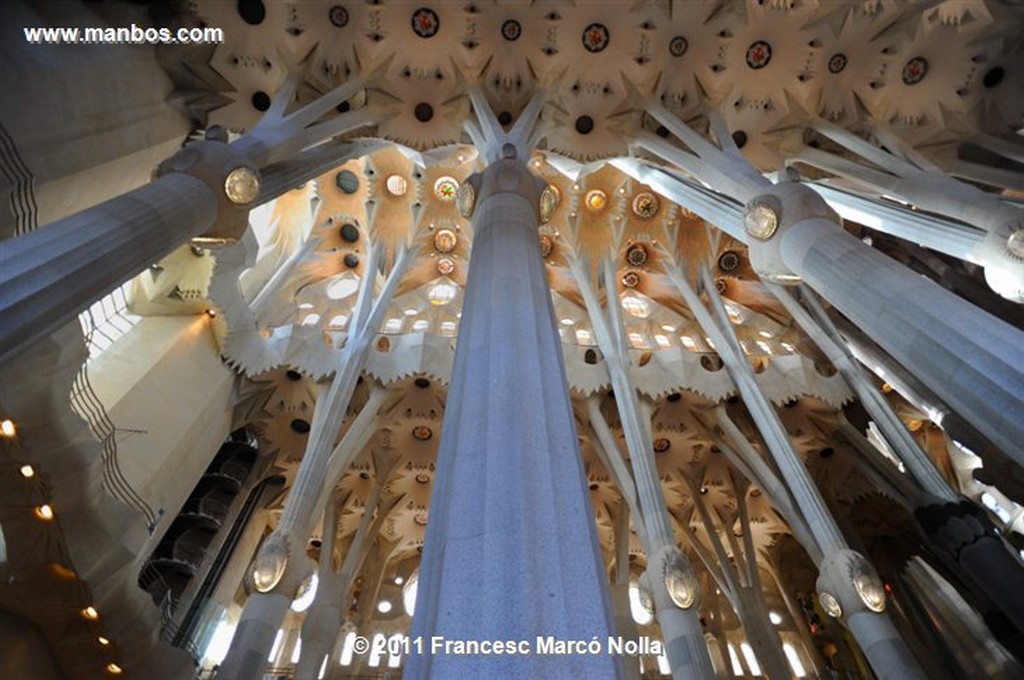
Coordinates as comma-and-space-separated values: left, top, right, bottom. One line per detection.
1, 1, 1023, 678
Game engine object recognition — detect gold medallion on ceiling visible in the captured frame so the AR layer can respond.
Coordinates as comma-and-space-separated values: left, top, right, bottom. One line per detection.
625, 243, 649, 267
539, 184, 560, 223
621, 270, 640, 288
632, 192, 659, 219
456, 181, 475, 218
434, 176, 459, 202
585, 189, 607, 212
433, 228, 457, 253
436, 257, 455, 275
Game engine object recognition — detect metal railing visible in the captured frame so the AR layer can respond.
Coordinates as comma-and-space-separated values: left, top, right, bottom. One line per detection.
181, 496, 231, 525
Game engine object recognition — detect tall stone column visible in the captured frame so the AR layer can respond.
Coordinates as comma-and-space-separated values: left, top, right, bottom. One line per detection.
743, 180, 1024, 468
405, 154, 621, 679
668, 263, 924, 680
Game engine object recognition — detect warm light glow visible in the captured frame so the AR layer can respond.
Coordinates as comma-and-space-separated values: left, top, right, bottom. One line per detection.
19, 465, 34, 478
741, 642, 763, 676
728, 644, 744, 675
202, 620, 234, 665
268, 629, 284, 663
291, 571, 319, 613
339, 631, 357, 665
35, 505, 54, 521
368, 633, 386, 667
377, 599, 393, 613
82, 606, 99, 620
628, 581, 654, 625
656, 651, 671, 675
106, 663, 123, 675
327, 276, 361, 300
783, 643, 807, 677
388, 634, 404, 668
386, 175, 408, 196
403, 572, 419, 616
769, 611, 783, 625
0, 420, 15, 438
428, 283, 457, 306
394, 576, 404, 585
98, 636, 110, 646
560, 318, 575, 326
621, 293, 651, 319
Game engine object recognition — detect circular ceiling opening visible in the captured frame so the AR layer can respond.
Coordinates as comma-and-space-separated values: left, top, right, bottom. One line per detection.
336, 170, 359, 194
237, 0, 266, 26
575, 115, 595, 135
983, 67, 1005, 88
414, 102, 434, 123
251, 91, 271, 112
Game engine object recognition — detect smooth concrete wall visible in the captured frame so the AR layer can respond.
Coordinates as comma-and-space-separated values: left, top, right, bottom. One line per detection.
0, 610, 66, 680
0, 1, 189, 238
89, 315, 234, 546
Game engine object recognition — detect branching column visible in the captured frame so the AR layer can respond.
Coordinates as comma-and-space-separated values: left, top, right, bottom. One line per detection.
668, 263, 925, 680
216, 245, 411, 680
572, 257, 716, 680
0, 72, 373, 366
405, 155, 621, 679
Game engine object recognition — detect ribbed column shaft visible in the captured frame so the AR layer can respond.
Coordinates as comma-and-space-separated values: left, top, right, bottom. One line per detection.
406, 160, 620, 679
780, 220, 1024, 465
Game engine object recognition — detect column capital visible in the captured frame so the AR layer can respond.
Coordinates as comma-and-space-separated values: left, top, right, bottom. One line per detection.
742, 181, 841, 284
155, 140, 260, 246
815, 549, 888, 620
462, 156, 547, 223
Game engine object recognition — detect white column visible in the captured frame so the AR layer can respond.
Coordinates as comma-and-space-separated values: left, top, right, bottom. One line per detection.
743, 181, 1024, 465
216, 245, 411, 680
405, 155, 621, 679
571, 256, 716, 680
668, 262, 924, 680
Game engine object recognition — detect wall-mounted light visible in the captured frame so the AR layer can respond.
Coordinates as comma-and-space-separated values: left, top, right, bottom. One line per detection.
224, 166, 260, 205
744, 196, 782, 240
